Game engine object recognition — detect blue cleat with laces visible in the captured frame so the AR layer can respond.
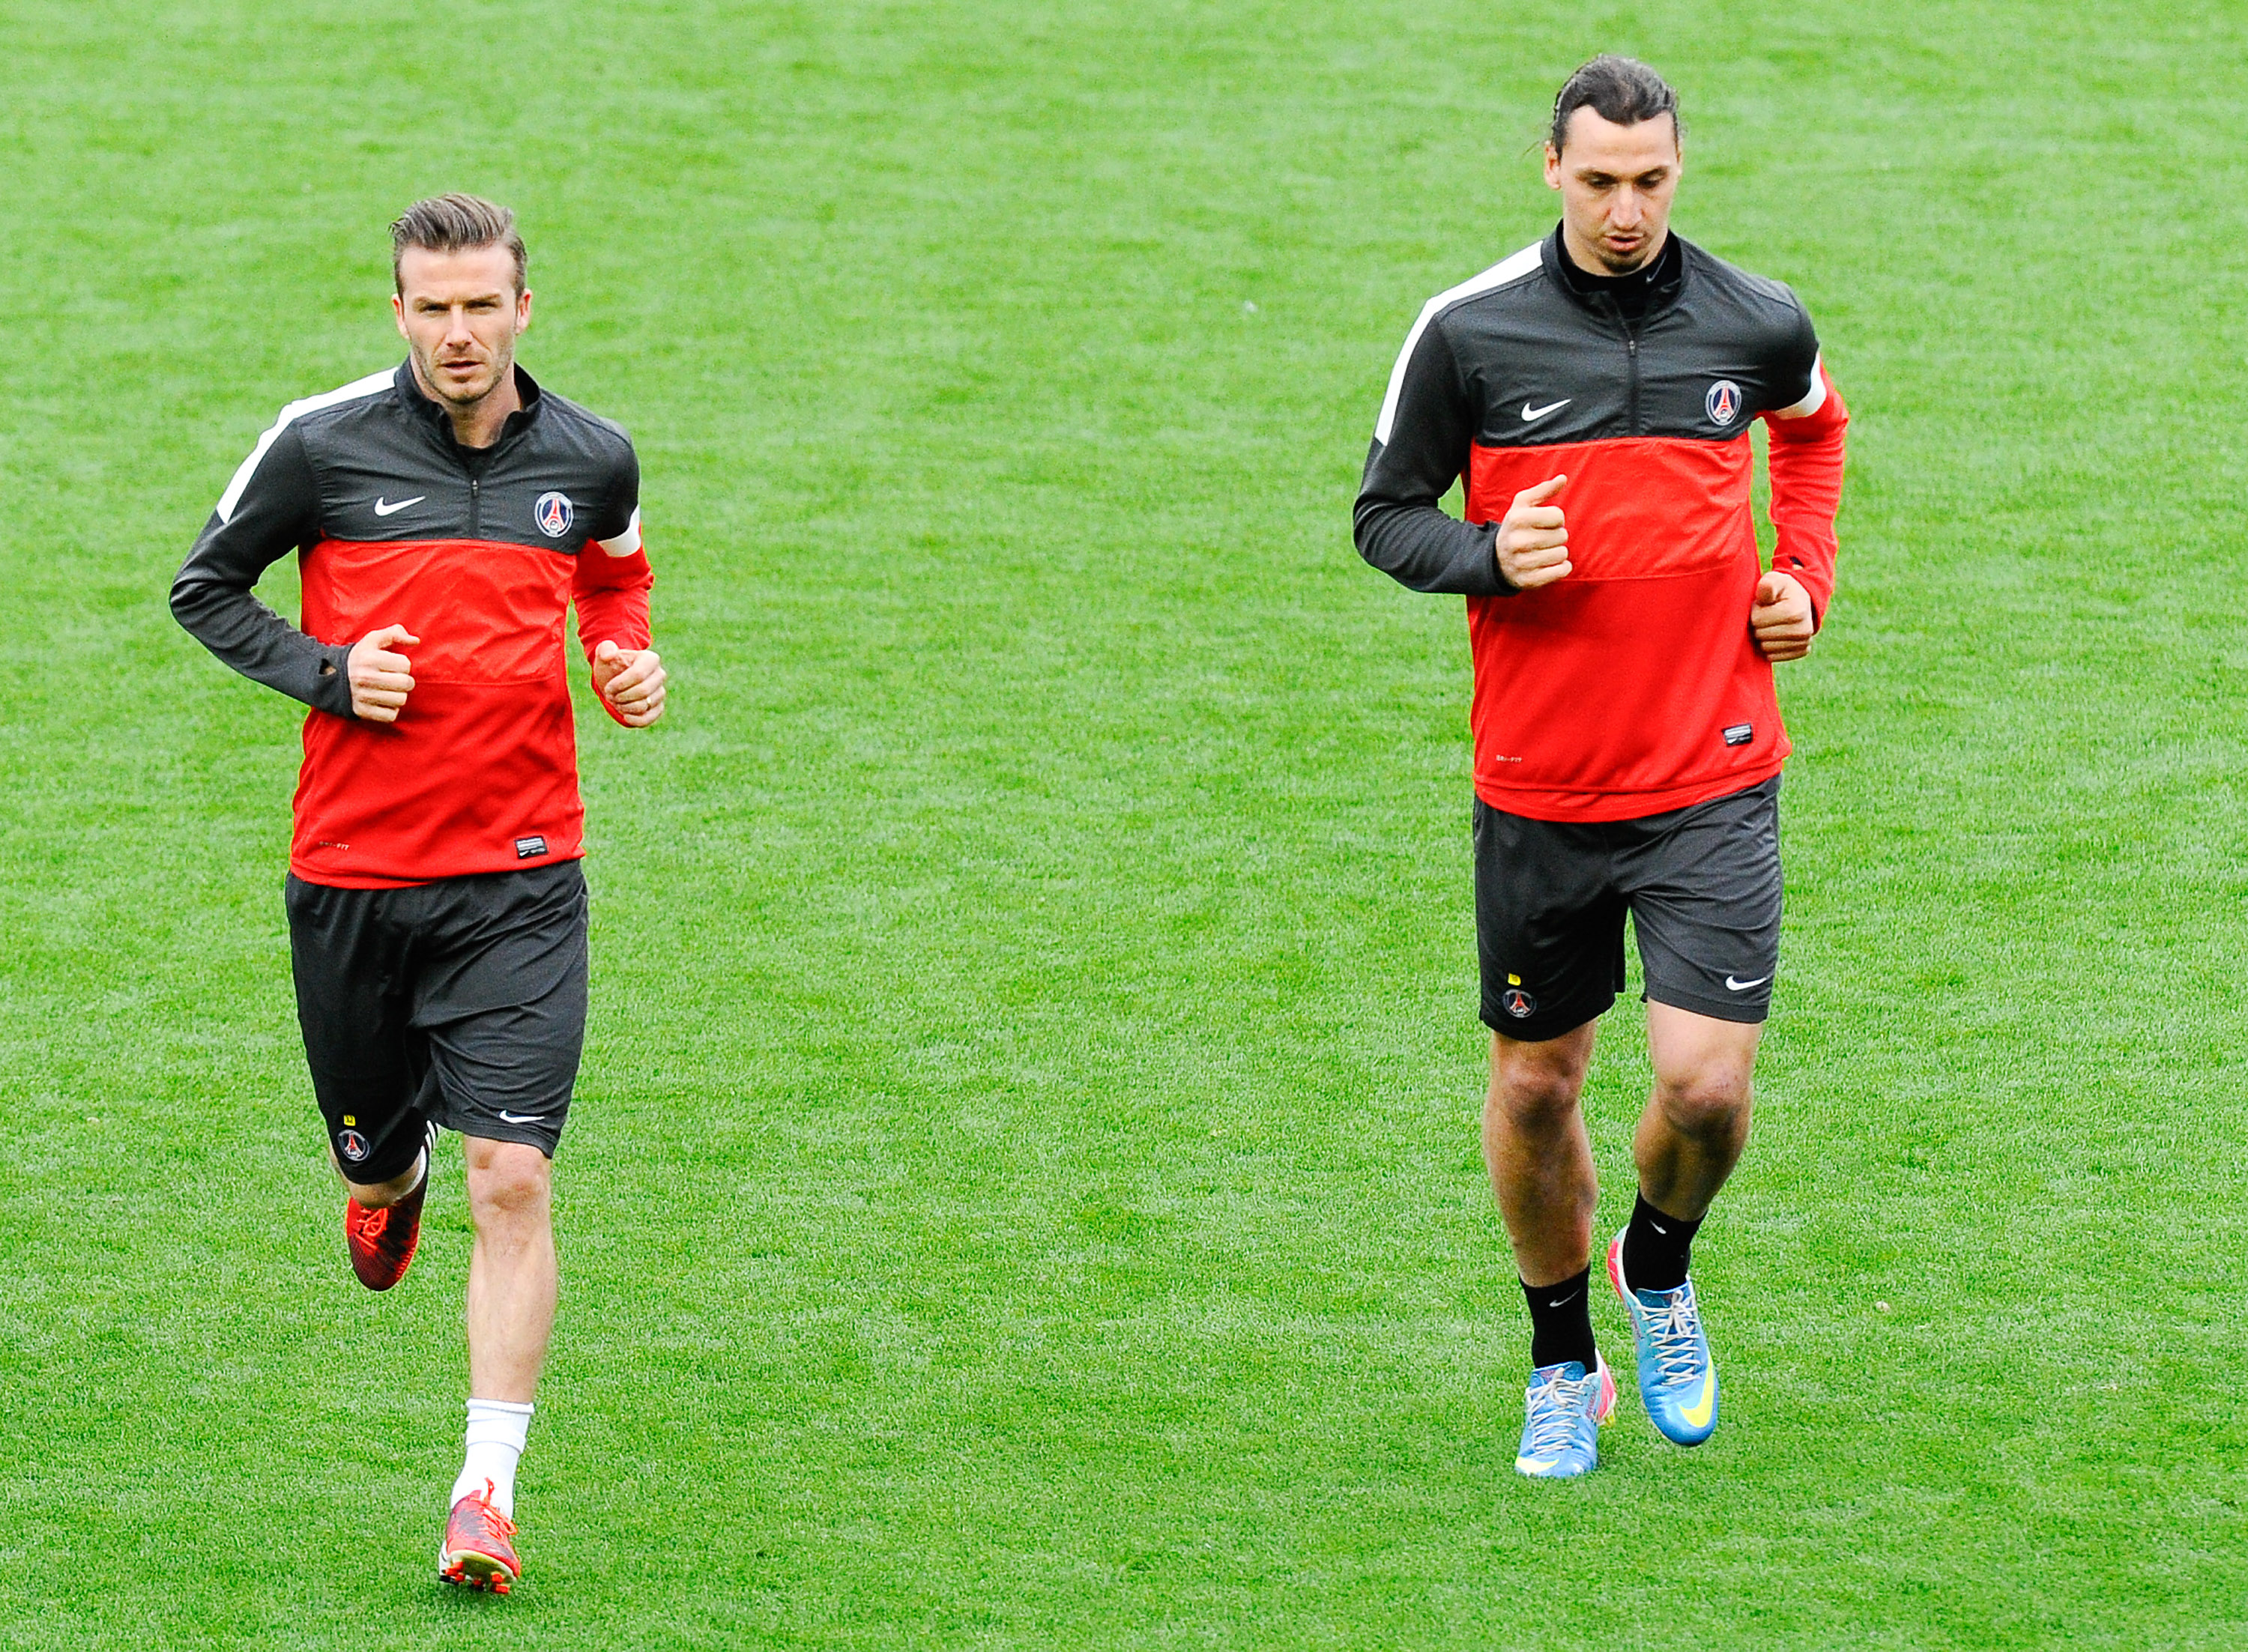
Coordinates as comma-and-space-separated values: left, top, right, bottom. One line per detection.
1514, 1353, 1616, 1479
1607, 1228, 1719, 1446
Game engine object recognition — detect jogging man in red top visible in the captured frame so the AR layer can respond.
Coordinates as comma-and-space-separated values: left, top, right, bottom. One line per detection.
171, 195, 665, 1584
1354, 58, 1848, 1477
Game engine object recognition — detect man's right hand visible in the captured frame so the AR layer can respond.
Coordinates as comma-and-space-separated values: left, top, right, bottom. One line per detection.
1495, 473, 1571, 590
347, 624, 419, 722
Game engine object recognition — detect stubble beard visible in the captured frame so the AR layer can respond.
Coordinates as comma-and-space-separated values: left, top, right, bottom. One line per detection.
1588, 232, 1660, 276
414, 339, 511, 412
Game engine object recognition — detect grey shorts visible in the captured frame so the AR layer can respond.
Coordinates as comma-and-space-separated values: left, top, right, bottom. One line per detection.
1472, 777, 1782, 1041
285, 861, 588, 1182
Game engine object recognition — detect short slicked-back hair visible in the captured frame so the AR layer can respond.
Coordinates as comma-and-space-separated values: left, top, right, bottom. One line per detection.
1549, 55, 1682, 153
390, 193, 528, 294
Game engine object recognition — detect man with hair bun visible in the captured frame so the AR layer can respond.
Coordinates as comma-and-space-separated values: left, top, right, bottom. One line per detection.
172, 193, 666, 1586
1356, 57, 1849, 1478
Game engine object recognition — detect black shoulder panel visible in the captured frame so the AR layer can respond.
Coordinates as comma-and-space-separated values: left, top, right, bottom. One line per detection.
294, 369, 638, 554
1431, 235, 1822, 450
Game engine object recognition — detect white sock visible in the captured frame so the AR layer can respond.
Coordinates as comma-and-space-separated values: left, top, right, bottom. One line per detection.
451, 1399, 535, 1518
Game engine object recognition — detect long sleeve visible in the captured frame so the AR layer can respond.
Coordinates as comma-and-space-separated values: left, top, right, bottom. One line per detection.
169, 421, 355, 717
1353, 315, 1511, 596
573, 447, 653, 727
1763, 359, 1849, 627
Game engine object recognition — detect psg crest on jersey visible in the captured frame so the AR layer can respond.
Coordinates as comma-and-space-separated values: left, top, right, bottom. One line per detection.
1705, 380, 1742, 426
534, 491, 574, 538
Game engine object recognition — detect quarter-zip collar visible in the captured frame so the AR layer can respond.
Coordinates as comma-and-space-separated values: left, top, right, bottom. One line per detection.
392, 360, 545, 461
1541, 224, 1686, 324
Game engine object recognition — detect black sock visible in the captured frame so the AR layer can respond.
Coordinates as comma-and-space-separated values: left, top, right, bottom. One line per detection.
1621, 1193, 1703, 1293
1522, 1267, 1597, 1372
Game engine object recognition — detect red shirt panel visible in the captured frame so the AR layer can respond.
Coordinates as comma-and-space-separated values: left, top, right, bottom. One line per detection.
1463, 435, 1786, 821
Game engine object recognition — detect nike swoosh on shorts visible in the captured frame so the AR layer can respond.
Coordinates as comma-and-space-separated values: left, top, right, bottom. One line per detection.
495, 1110, 548, 1125
1725, 974, 1771, 991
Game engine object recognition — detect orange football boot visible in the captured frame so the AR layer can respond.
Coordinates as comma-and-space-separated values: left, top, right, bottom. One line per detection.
438, 1480, 520, 1594
344, 1166, 427, 1291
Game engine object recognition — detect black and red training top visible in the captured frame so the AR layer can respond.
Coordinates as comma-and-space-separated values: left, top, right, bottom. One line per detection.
1355, 226, 1849, 823
171, 362, 653, 888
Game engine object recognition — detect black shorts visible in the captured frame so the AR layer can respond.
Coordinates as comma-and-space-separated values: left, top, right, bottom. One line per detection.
1473, 777, 1782, 1041
285, 861, 589, 1184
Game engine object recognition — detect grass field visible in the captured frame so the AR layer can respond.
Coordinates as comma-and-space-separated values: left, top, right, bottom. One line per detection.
4, 0, 2247, 1645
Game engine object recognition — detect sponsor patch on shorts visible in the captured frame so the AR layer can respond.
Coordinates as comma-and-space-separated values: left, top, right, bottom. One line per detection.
1722, 724, 1753, 747
515, 835, 549, 859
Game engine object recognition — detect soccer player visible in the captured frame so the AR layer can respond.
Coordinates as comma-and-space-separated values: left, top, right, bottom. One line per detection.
1354, 58, 1848, 1478
170, 195, 665, 1585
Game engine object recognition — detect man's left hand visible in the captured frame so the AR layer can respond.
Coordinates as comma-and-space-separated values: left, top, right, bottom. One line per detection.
593, 640, 667, 726
1750, 571, 1815, 662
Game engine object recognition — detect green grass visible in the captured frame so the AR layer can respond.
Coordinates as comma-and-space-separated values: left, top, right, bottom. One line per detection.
3, 0, 2247, 1645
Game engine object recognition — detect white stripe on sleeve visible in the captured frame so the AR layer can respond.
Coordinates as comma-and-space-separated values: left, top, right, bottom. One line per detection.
1373, 241, 1544, 447
214, 369, 395, 523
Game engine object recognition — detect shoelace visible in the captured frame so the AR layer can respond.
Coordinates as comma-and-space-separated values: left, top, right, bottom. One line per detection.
459, 1480, 517, 1542
1642, 1284, 1705, 1388
1523, 1368, 1592, 1457
348, 1203, 390, 1244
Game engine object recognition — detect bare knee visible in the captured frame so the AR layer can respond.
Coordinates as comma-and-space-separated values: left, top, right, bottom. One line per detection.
1643, 1003, 1759, 1145
1488, 1032, 1595, 1131
1651, 1068, 1753, 1142
465, 1142, 552, 1235
1492, 1069, 1582, 1132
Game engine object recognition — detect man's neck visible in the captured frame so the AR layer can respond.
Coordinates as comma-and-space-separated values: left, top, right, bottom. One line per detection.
1553, 226, 1682, 323
411, 359, 522, 450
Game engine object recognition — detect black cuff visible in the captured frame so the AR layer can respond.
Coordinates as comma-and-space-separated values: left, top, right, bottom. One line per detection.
1478, 524, 1521, 596
309, 644, 356, 718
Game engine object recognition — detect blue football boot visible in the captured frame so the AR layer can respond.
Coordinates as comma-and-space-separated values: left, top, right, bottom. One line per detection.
1514, 1353, 1616, 1479
1607, 1228, 1719, 1446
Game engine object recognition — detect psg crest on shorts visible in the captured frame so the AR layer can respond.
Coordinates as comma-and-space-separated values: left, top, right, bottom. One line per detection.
337, 1128, 371, 1163
1502, 987, 1536, 1019
534, 491, 574, 538
1705, 380, 1742, 426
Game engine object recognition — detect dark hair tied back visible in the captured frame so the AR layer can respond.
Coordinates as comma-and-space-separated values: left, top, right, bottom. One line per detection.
1550, 55, 1682, 152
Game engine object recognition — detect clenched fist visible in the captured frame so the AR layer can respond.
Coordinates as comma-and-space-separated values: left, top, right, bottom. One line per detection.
348, 624, 419, 722
1495, 473, 1571, 590
1750, 571, 1815, 662
592, 640, 666, 727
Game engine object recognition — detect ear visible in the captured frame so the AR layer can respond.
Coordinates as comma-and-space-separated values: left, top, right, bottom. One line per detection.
1543, 142, 1562, 191
515, 288, 534, 336
390, 292, 408, 341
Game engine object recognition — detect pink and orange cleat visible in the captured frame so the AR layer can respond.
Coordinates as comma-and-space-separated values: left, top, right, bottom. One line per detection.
344, 1171, 427, 1292
439, 1481, 520, 1594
